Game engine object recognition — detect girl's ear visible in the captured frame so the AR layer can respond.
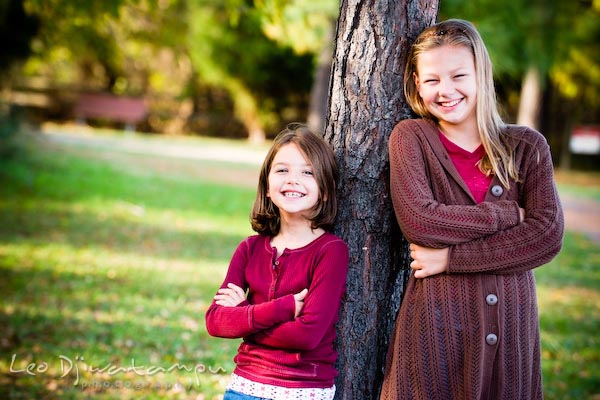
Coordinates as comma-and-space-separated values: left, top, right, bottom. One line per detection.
413, 72, 421, 94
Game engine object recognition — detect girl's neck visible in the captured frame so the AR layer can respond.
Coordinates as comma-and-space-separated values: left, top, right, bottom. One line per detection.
438, 120, 481, 152
271, 220, 325, 257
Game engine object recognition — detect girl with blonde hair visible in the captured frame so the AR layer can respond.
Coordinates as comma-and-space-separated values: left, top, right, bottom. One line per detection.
381, 19, 564, 400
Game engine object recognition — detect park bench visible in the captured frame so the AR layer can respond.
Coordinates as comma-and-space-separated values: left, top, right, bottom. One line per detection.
73, 92, 147, 132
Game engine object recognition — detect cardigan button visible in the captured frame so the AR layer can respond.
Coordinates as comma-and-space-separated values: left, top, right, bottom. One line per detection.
491, 185, 503, 197
486, 294, 498, 306
486, 333, 498, 345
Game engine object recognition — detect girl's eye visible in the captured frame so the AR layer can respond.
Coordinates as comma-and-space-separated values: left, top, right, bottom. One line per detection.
275, 168, 287, 173
424, 79, 438, 84
303, 170, 314, 176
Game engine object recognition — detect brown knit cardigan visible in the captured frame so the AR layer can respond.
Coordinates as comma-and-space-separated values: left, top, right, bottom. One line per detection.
380, 119, 564, 400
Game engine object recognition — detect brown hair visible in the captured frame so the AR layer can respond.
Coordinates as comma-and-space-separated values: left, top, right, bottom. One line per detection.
250, 123, 339, 236
404, 19, 519, 188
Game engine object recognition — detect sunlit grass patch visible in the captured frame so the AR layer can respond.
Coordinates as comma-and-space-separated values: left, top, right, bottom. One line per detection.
536, 233, 600, 399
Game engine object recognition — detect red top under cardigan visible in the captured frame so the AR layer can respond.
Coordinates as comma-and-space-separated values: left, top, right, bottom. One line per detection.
438, 130, 492, 203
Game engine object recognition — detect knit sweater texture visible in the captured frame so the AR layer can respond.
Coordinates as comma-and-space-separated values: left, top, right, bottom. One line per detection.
380, 119, 564, 400
205, 232, 349, 388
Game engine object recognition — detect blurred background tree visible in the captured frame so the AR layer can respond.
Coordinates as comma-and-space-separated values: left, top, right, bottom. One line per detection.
253, 0, 338, 133
0, 0, 39, 151
186, 0, 327, 143
0, 0, 39, 76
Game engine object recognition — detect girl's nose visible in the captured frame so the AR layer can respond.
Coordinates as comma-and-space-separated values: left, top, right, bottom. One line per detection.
286, 173, 300, 185
438, 79, 455, 96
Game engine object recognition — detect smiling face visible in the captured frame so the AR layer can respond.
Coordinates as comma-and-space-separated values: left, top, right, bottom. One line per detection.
267, 142, 320, 222
414, 44, 478, 134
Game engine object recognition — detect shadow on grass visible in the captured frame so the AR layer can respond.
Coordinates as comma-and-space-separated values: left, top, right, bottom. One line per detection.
0, 204, 247, 264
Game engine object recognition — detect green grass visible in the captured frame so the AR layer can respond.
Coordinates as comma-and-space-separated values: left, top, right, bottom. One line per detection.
536, 232, 600, 399
0, 133, 256, 399
0, 130, 599, 399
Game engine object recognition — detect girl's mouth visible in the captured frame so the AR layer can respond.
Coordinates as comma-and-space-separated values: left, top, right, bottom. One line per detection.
439, 98, 461, 108
283, 191, 305, 198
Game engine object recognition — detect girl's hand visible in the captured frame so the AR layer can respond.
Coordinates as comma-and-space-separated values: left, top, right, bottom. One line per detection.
409, 243, 449, 278
519, 207, 526, 222
214, 283, 246, 307
293, 288, 308, 318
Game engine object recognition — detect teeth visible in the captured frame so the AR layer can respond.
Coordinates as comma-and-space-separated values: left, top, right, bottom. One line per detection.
441, 99, 460, 107
284, 192, 304, 198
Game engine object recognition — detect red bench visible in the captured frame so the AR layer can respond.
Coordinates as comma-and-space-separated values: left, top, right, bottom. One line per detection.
73, 93, 147, 132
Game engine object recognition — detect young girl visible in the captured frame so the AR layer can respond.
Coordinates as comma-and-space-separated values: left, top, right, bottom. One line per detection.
380, 19, 564, 399
206, 123, 349, 400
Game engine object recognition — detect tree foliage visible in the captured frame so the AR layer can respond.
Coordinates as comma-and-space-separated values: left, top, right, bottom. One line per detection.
18, 0, 324, 140
12, 0, 599, 140
252, 0, 338, 132
24, 0, 128, 89
22, 0, 190, 95
186, 0, 315, 142
255, 0, 338, 53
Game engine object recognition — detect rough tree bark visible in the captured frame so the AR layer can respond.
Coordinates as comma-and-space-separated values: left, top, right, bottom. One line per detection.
323, 1, 439, 399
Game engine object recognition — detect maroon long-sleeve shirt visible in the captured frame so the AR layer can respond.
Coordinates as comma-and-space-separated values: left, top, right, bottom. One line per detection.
205, 232, 349, 388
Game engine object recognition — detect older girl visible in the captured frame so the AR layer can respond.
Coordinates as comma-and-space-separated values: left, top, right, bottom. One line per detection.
380, 19, 563, 400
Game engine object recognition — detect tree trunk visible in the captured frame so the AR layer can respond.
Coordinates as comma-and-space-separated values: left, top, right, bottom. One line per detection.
226, 77, 266, 144
307, 19, 335, 134
324, 1, 438, 399
516, 66, 542, 130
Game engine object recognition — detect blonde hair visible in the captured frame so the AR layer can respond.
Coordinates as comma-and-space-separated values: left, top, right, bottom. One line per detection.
404, 19, 519, 188
250, 123, 339, 236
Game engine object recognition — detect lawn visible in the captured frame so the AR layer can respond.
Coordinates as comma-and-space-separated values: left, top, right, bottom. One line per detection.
0, 128, 598, 399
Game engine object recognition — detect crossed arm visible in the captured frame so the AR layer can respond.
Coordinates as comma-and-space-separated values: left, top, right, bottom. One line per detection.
409, 207, 525, 278
215, 283, 308, 317
389, 122, 562, 277
205, 239, 349, 350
